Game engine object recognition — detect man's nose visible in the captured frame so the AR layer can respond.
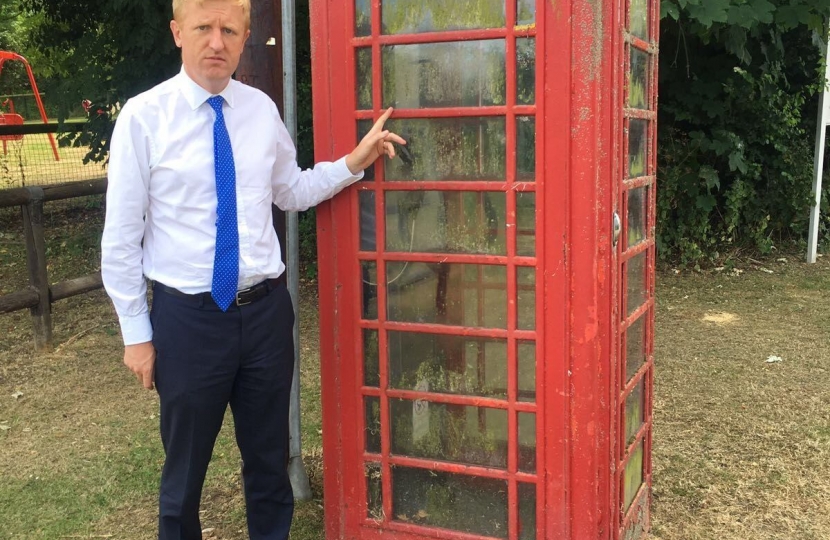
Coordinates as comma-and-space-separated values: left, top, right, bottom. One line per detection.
209, 28, 225, 51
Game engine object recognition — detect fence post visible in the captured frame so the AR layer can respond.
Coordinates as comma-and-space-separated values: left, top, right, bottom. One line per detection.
21, 186, 52, 351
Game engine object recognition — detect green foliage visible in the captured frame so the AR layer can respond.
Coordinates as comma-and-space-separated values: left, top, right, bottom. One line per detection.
0, 1, 47, 96
657, 0, 830, 264
22, 0, 180, 162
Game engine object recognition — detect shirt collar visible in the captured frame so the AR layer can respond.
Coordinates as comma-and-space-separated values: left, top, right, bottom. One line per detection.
176, 66, 236, 110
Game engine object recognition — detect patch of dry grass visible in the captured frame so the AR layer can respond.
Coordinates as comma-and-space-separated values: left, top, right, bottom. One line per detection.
651, 258, 830, 540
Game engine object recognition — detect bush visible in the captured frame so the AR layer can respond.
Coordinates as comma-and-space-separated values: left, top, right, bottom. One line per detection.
657, 1, 830, 265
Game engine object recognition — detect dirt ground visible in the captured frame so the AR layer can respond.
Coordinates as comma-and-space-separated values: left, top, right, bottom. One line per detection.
1, 200, 829, 539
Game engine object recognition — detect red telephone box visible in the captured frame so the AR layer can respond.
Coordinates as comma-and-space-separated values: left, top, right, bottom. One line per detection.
311, 0, 658, 538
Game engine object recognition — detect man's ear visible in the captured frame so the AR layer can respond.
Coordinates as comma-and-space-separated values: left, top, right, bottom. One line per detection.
170, 20, 183, 48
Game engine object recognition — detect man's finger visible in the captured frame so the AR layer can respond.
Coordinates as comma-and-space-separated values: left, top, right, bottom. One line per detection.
385, 133, 406, 145
142, 370, 154, 390
370, 107, 394, 133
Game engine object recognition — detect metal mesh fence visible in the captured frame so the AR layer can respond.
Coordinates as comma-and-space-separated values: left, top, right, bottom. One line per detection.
0, 130, 107, 189
1, 87, 104, 189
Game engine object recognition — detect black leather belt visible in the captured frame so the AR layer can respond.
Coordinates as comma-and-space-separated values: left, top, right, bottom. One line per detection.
154, 279, 281, 307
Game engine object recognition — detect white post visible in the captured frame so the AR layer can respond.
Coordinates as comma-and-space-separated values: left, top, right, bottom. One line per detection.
808, 33, 830, 263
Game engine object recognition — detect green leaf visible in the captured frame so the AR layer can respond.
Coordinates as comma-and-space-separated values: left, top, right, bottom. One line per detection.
728, 151, 748, 174
727, 4, 757, 29
686, 0, 730, 27
699, 165, 721, 190
724, 26, 751, 64
696, 194, 718, 213
774, 5, 809, 30
748, 0, 775, 25
661, 1, 680, 20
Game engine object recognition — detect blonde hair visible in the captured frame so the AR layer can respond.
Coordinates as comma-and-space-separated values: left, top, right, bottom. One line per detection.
172, 0, 251, 27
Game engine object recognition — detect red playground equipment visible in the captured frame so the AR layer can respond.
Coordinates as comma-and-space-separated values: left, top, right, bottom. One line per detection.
0, 51, 60, 161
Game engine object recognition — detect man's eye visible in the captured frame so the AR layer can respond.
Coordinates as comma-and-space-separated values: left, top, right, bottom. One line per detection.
223, 28, 235, 35
197, 25, 208, 31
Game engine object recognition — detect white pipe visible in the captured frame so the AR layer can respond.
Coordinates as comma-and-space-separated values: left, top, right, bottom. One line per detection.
808, 31, 830, 263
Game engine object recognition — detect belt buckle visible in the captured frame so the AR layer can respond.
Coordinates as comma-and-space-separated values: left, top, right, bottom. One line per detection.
235, 286, 253, 307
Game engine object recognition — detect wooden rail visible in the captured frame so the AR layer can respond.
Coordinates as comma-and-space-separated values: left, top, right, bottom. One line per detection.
0, 178, 107, 351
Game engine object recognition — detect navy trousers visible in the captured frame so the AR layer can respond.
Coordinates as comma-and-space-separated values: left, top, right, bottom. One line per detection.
151, 281, 295, 540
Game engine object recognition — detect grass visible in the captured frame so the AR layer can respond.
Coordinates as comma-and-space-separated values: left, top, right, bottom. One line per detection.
650, 261, 830, 540
1, 199, 829, 539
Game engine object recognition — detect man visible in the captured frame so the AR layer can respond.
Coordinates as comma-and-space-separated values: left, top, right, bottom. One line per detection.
100, 0, 404, 538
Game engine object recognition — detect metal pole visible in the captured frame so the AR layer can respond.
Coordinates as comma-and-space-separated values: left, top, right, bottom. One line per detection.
808, 30, 830, 263
282, 0, 312, 500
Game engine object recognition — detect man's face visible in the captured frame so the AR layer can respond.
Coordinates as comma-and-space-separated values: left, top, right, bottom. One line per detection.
170, 0, 250, 94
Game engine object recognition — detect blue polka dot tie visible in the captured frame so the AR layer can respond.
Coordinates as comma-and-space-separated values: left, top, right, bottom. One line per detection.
207, 95, 239, 311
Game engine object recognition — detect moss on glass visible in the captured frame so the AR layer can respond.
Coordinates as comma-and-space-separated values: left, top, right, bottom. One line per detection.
382, 0, 505, 34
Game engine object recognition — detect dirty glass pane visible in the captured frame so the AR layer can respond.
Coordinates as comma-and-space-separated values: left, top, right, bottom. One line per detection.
625, 379, 645, 445
623, 442, 644, 511
355, 0, 371, 36
517, 0, 536, 26
518, 340, 536, 402
516, 38, 536, 105
626, 251, 646, 316
629, 47, 648, 110
517, 116, 536, 181
358, 120, 375, 181
518, 483, 537, 540
386, 191, 506, 255
629, 0, 648, 41
383, 40, 505, 108
626, 185, 647, 249
518, 413, 536, 472
517, 191, 535, 256
625, 315, 645, 382
387, 262, 507, 328
365, 396, 381, 453
362, 260, 378, 320
364, 329, 380, 387
517, 266, 535, 330
360, 190, 377, 251
356, 47, 373, 110
382, 0, 506, 34
628, 119, 647, 178
391, 399, 508, 468
366, 462, 384, 521
389, 332, 507, 398
464, 265, 509, 328
392, 466, 508, 538
385, 117, 506, 181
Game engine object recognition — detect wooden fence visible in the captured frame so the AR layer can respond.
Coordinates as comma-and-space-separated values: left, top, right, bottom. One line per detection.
0, 178, 107, 351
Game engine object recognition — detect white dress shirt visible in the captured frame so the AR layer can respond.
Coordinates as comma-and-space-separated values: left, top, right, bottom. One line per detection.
102, 68, 362, 345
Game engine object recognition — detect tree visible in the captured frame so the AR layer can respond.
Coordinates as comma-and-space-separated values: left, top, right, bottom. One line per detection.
0, 1, 45, 95
657, 0, 830, 264
23, 0, 180, 161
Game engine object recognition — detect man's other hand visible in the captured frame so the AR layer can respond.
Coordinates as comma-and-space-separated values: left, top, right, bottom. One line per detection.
124, 342, 156, 389
346, 107, 406, 174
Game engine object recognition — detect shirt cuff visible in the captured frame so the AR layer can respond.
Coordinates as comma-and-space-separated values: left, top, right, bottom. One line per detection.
333, 156, 364, 187
119, 313, 153, 346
